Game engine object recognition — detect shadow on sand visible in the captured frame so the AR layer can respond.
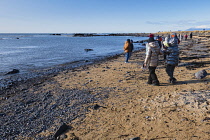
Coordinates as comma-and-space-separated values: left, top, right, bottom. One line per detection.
160, 78, 210, 86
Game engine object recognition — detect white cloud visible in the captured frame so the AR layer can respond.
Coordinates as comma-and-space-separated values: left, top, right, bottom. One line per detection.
195, 25, 210, 28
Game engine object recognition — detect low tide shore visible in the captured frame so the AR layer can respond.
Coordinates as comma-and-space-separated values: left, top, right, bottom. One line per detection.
1, 36, 210, 139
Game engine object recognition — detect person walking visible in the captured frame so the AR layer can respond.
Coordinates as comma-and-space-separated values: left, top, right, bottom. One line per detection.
144, 34, 161, 86
163, 33, 180, 84
124, 39, 132, 63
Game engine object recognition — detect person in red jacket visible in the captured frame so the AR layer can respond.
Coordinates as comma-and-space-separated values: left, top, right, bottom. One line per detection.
184, 34, 188, 40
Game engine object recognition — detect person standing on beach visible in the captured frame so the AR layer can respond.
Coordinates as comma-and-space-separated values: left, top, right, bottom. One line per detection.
190, 32, 193, 39
163, 33, 180, 84
130, 39, 134, 56
184, 34, 188, 40
124, 39, 132, 63
144, 34, 161, 86
179, 34, 182, 42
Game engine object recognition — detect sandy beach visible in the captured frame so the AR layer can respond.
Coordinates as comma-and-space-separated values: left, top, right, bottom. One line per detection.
1, 35, 210, 139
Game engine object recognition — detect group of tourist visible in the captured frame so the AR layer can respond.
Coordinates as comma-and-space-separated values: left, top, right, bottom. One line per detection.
179, 32, 193, 41
123, 32, 182, 86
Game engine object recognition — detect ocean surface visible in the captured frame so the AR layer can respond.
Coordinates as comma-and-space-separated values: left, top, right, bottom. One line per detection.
0, 33, 147, 80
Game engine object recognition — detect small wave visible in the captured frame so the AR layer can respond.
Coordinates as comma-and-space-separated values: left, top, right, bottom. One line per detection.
0, 50, 23, 55
18, 46, 38, 49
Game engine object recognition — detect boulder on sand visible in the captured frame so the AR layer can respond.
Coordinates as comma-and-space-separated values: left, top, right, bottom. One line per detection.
194, 69, 207, 79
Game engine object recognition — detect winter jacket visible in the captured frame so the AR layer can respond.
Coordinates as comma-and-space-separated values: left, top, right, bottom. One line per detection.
164, 37, 179, 65
144, 41, 161, 67
124, 41, 132, 53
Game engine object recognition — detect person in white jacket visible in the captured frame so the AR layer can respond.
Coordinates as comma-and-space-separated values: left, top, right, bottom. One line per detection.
144, 34, 162, 86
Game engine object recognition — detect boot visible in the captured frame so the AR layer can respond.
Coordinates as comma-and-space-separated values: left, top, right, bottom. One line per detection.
171, 78, 177, 84
152, 80, 160, 86
169, 78, 177, 84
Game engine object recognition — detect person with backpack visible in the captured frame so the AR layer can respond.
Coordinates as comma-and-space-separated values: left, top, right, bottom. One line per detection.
123, 39, 132, 63
163, 33, 180, 84
144, 34, 162, 86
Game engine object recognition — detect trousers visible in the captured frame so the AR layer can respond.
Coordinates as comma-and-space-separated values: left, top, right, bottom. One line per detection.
148, 66, 159, 84
166, 64, 176, 79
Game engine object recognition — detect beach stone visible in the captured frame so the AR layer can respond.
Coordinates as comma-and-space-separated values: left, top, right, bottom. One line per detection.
84, 49, 93, 52
6, 69, 20, 75
54, 123, 70, 139
93, 104, 101, 110
203, 117, 210, 121
194, 69, 207, 79
130, 137, 140, 140
0, 113, 6, 117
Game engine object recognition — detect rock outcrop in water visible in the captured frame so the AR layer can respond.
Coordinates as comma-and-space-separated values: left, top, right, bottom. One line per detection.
5, 69, 20, 75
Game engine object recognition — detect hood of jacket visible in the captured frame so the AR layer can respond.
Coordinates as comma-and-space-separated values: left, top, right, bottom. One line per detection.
148, 41, 159, 48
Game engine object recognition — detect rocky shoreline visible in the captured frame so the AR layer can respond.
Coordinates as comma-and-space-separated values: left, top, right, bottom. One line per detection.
0, 49, 140, 139
1, 35, 210, 139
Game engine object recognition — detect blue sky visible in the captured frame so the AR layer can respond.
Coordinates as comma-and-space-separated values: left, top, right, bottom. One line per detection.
0, 0, 210, 33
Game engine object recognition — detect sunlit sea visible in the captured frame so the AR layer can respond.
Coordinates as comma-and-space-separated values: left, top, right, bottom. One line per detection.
0, 33, 147, 79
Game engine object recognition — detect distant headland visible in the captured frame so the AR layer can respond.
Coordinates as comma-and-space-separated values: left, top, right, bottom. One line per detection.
71, 30, 210, 37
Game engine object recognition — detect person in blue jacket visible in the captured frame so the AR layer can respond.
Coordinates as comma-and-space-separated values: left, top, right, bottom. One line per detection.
163, 33, 180, 84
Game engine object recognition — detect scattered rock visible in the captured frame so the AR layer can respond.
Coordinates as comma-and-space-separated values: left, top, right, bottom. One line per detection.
54, 123, 71, 139
93, 104, 100, 110
130, 137, 140, 140
203, 117, 210, 121
93, 104, 106, 110
84, 49, 93, 52
194, 69, 208, 79
5, 69, 20, 75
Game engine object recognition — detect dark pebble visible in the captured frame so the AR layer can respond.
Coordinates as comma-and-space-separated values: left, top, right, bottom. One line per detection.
130, 137, 140, 140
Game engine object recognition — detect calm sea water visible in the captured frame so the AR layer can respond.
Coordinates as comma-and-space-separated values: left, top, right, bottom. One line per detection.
0, 33, 147, 78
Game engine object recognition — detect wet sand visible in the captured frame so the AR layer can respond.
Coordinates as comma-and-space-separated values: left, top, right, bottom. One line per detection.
1, 36, 210, 139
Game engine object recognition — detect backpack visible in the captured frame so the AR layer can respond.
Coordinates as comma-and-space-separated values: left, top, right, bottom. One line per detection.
169, 38, 178, 47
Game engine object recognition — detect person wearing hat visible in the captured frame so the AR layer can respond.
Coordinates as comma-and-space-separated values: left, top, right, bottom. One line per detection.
163, 32, 180, 84
144, 34, 161, 86
123, 39, 132, 63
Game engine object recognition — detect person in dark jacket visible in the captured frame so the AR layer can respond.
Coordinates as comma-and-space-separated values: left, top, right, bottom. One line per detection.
156, 35, 162, 49
130, 39, 134, 55
163, 33, 180, 84
190, 32, 193, 39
